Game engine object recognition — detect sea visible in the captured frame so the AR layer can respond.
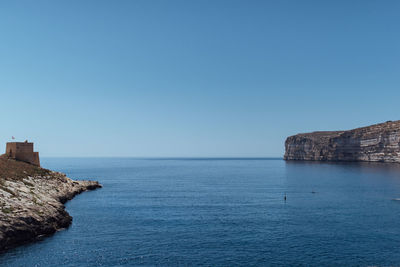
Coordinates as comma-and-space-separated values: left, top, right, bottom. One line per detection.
1, 158, 400, 266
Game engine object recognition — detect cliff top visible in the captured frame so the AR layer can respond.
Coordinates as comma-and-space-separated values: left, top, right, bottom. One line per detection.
293, 120, 400, 139
0, 155, 50, 181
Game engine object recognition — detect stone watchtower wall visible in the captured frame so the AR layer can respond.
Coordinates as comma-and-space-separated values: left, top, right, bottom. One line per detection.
6, 142, 40, 166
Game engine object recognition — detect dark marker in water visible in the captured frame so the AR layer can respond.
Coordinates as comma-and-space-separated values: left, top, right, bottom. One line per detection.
284, 193, 287, 201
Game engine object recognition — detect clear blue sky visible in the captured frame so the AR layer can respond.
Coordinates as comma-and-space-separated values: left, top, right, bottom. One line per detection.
0, 0, 399, 157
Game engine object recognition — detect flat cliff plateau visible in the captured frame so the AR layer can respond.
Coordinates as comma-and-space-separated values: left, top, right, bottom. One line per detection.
284, 120, 400, 163
0, 155, 101, 252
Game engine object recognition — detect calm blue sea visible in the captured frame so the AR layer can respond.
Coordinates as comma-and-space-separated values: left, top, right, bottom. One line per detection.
2, 158, 400, 266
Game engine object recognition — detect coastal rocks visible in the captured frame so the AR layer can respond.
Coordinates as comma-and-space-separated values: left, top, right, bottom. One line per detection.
284, 120, 400, 163
0, 157, 101, 251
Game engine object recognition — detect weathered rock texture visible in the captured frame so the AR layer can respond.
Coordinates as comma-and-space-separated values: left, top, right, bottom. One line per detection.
284, 121, 400, 163
0, 156, 101, 251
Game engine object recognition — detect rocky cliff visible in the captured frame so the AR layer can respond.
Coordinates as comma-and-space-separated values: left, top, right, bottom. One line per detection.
0, 156, 101, 251
284, 121, 400, 163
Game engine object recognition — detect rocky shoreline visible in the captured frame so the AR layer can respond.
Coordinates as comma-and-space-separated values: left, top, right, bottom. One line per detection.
284, 120, 400, 163
0, 157, 101, 252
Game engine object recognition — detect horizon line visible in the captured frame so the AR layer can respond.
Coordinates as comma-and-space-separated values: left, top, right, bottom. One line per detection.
40, 156, 284, 160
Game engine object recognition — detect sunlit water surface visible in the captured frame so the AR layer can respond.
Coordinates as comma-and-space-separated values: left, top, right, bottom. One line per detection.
2, 158, 400, 266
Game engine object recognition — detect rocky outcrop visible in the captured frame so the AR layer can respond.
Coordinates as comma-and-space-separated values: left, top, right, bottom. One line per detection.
284, 121, 400, 163
0, 156, 101, 252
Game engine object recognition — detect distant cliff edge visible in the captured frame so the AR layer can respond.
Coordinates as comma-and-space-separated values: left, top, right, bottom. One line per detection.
284, 121, 400, 163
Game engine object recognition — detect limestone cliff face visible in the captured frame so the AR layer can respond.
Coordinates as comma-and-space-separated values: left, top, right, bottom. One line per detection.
0, 156, 101, 251
284, 121, 400, 163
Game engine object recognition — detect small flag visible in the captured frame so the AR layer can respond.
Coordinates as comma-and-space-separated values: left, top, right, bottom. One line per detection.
11, 136, 15, 140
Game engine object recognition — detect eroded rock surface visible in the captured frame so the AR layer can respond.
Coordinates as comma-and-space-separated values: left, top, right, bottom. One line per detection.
284, 121, 400, 163
0, 156, 101, 251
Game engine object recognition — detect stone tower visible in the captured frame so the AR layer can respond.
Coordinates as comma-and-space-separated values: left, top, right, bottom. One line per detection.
5, 141, 40, 166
